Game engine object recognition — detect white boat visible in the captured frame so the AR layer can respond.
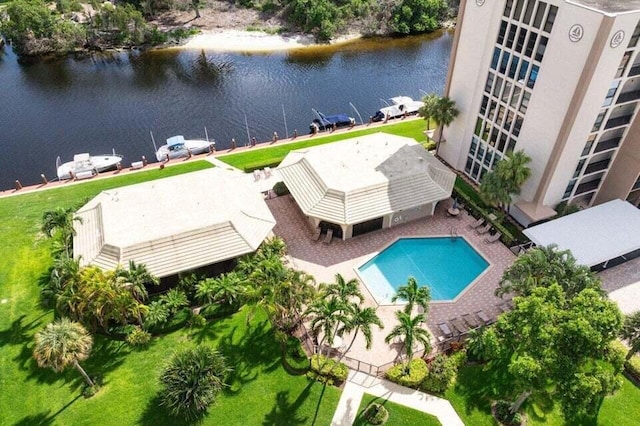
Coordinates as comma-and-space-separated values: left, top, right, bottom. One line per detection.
56, 151, 123, 180
154, 135, 215, 162
372, 96, 424, 122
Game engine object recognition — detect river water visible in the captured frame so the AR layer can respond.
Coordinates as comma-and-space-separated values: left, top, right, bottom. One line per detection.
0, 31, 452, 187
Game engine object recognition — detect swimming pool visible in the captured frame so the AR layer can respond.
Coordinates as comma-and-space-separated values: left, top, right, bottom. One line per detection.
357, 237, 489, 304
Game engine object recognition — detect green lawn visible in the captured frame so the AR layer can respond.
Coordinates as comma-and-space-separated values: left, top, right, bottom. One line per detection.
353, 393, 441, 426
0, 160, 340, 425
218, 119, 428, 171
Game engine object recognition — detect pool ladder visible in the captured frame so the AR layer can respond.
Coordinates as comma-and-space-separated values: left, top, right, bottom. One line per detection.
450, 227, 458, 240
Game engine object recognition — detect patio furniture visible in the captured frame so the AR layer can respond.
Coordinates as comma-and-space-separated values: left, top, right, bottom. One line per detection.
447, 207, 461, 217
450, 318, 468, 335
476, 224, 492, 234
462, 313, 480, 329
476, 310, 492, 325
467, 217, 485, 229
437, 322, 453, 338
264, 167, 272, 178
253, 170, 261, 181
484, 232, 502, 244
497, 302, 511, 313
312, 227, 321, 241
322, 228, 334, 245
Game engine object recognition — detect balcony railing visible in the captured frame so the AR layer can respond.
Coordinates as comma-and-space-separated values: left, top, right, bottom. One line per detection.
629, 65, 640, 77
575, 179, 601, 195
604, 115, 633, 130
594, 137, 621, 153
584, 159, 611, 175
616, 90, 640, 104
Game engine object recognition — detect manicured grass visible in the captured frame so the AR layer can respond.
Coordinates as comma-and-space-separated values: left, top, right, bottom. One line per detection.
218, 119, 428, 171
0, 159, 340, 425
353, 393, 441, 426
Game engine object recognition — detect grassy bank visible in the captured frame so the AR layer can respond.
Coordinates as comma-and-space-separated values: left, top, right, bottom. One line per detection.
353, 393, 441, 425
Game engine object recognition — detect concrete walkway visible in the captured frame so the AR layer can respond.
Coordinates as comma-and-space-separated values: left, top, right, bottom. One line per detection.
331, 371, 464, 426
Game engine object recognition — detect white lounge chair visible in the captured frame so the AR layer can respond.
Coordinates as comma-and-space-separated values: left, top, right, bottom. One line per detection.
476, 224, 492, 234
312, 227, 321, 241
322, 229, 333, 245
484, 232, 502, 244
264, 167, 272, 178
467, 217, 485, 229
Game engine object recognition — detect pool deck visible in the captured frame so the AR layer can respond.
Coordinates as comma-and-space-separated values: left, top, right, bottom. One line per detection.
267, 195, 516, 370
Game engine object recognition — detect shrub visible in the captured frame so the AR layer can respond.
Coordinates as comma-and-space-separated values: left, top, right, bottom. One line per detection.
626, 353, 640, 381
607, 340, 627, 373
272, 181, 289, 196
363, 402, 389, 424
189, 313, 207, 328
308, 354, 348, 384
126, 326, 152, 347
494, 400, 524, 426
420, 354, 457, 394
385, 358, 428, 388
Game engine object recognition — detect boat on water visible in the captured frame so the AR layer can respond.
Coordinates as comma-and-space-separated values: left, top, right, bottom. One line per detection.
154, 133, 215, 162
56, 151, 123, 180
310, 111, 355, 132
371, 96, 424, 122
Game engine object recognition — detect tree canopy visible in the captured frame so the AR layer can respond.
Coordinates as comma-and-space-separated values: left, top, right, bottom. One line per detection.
479, 150, 531, 210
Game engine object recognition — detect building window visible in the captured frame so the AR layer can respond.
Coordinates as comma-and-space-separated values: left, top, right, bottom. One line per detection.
488, 100, 498, 120
573, 159, 586, 178
519, 91, 531, 113
480, 95, 489, 114
502, 82, 513, 103
494, 76, 504, 97
490, 128, 499, 147
496, 106, 506, 126
525, 32, 538, 58
507, 137, 517, 152
602, 80, 621, 107
535, 37, 548, 62
513, 115, 524, 136
544, 5, 558, 33
532, 1, 547, 29
470, 137, 478, 155
491, 47, 501, 70
515, 28, 527, 53
477, 143, 486, 161
582, 134, 596, 157
527, 65, 539, 88
480, 167, 489, 182
629, 20, 640, 48
484, 148, 494, 166
505, 110, 515, 132
508, 56, 520, 78
472, 162, 481, 180
563, 179, 576, 199
518, 60, 530, 83
510, 86, 522, 107
465, 157, 473, 173
483, 121, 491, 141
498, 133, 508, 152
522, 0, 536, 25
497, 21, 508, 45
506, 25, 518, 49
474, 118, 483, 137
513, 0, 526, 21
615, 51, 632, 79
485, 72, 495, 93
592, 111, 606, 132
504, 0, 514, 18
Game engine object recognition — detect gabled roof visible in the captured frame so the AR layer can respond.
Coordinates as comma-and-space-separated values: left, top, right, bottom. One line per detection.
73, 168, 275, 277
278, 133, 456, 225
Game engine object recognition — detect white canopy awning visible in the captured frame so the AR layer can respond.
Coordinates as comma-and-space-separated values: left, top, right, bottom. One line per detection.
523, 199, 640, 267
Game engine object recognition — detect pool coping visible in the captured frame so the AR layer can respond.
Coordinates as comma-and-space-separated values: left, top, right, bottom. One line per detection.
353, 234, 494, 306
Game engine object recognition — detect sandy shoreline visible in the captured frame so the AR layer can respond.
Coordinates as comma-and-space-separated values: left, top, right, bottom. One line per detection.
175, 29, 363, 53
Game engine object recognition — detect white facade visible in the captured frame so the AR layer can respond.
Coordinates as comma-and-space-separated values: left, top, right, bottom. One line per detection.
441, 0, 640, 225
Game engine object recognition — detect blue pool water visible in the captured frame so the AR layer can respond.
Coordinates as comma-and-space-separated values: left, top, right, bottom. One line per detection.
357, 237, 489, 303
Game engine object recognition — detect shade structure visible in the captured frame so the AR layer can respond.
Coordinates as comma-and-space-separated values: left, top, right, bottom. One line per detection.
523, 199, 640, 267
73, 168, 276, 278
277, 132, 456, 227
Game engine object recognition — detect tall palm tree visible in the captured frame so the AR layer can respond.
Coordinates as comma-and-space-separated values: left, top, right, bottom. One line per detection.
114, 260, 159, 303
336, 303, 383, 364
306, 297, 349, 355
384, 311, 431, 372
391, 277, 431, 315
621, 311, 640, 360
325, 273, 364, 305
497, 150, 532, 193
33, 318, 95, 387
196, 272, 246, 307
418, 93, 440, 130
432, 96, 459, 155
41, 207, 82, 258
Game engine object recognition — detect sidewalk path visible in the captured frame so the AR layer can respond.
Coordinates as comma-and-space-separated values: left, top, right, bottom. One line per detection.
331, 371, 464, 425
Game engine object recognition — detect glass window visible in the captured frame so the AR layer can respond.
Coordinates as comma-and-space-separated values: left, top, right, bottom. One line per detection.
518, 60, 530, 82
513, 115, 524, 136
483, 122, 491, 141
505, 110, 515, 131
474, 117, 483, 136
497, 21, 508, 45
470, 137, 478, 155
523, 0, 536, 25
628, 21, 640, 48
485, 72, 495, 93
498, 133, 508, 152
491, 47, 501, 70
573, 159, 586, 178
544, 5, 558, 33
465, 157, 473, 173
472, 162, 481, 180
490, 129, 499, 147
508, 56, 520, 78
519, 91, 531, 113
477, 143, 486, 160
507, 138, 517, 153
532, 1, 547, 28
502, 82, 513, 103
615, 51, 632, 79
480, 95, 489, 115
484, 148, 494, 166
516, 28, 527, 53
535, 36, 548, 62
592, 111, 606, 132
488, 100, 498, 120
525, 32, 538, 57
563, 179, 576, 199
500, 52, 510, 74
603, 80, 620, 107
506, 25, 518, 49
480, 167, 489, 182
504, 0, 514, 18
582, 134, 596, 157
513, 0, 525, 21
493, 76, 504, 97
496, 106, 506, 126
510, 86, 522, 108
527, 65, 539, 89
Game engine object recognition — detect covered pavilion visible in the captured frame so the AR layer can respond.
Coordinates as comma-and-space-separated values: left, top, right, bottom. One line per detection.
523, 199, 640, 269
277, 132, 456, 240
73, 168, 276, 278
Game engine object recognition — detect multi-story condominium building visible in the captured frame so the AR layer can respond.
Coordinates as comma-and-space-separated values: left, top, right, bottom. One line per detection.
440, 0, 640, 226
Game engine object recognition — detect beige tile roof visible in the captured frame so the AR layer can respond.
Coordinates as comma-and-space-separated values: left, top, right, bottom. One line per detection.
73, 168, 275, 277
278, 133, 456, 225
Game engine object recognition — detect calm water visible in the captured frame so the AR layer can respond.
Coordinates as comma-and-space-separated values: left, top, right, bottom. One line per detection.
0, 32, 452, 187
358, 237, 489, 303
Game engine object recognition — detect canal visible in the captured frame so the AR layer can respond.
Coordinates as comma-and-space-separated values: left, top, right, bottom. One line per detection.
0, 31, 452, 187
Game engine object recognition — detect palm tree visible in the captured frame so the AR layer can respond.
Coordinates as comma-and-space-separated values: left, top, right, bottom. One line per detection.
33, 318, 95, 387
41, 207, 82, 258
196, 272, 246, 307
306, 297, 349, 355
384, 311, 431, 372
336, 303, 383, 364
431, 96, 459, 155
480, 150, 531, 212
418, 93, 440, 130
621, 311, 640, 360
391, 277, 431, 315
479, 169, 512, 210
497, 150, 531, 193
325, 273, 364, 305
114, 260, 159, 303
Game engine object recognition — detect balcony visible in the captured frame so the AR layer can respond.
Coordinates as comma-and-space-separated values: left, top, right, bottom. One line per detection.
584, 159, 611, 175
616, 90, 640, 104
604, 114, 633, 130
629, 65, 640, 77
594, 137, 621, 153
575, 179, 601, 195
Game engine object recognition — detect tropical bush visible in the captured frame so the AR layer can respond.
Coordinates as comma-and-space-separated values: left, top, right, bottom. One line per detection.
159, 346, 230, 420
308, 354, 348, 384
363, 402, 389, 424
626, 353, 640, 381
391, 0, 447, 34
493, 400, 524, 426
272, 181, 290, 196
420, 353, 457, 394
385, 358, 428, 388
126, 326, 152, 347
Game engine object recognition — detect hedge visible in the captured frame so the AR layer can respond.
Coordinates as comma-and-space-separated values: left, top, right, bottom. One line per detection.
386, 359, 428, 388
626, 353, 640, 381
308, 354, 349, 385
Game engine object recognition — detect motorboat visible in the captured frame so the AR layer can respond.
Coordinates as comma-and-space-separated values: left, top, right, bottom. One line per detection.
310, 111, 355, 132
56, 151, 123, 180
371, 96, 424, 122
154, 134, 215, 162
